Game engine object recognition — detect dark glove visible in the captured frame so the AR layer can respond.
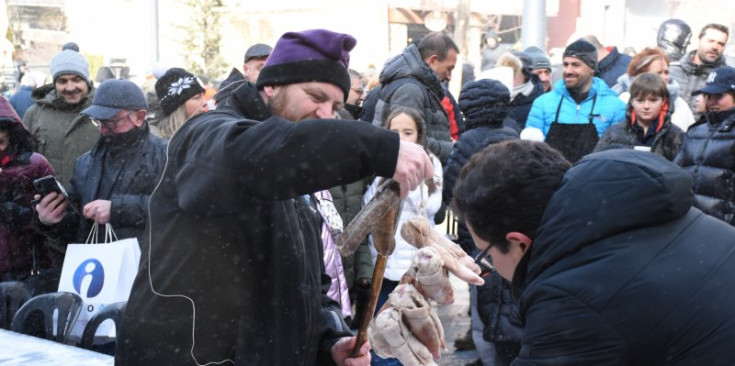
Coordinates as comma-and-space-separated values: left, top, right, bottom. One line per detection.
350, 279, 371, 329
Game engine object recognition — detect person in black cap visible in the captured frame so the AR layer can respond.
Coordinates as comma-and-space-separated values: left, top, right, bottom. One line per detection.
523, 46, 552, 92
522, 38, 626, 163
214, 43, 273, 106
34, 79, 167, 243
117, 29, 433, 366
675, 66, 735, 225
242, 43, 272, 84
150, 67, 209, 139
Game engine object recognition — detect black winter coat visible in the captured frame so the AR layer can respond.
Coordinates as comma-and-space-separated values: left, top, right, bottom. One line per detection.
512, 149, 735, 366
674, 108, 735, 225
597, 47, 632, 88
507, 80, 545, 130
38, 125, 167, 244
117, 96, 401, 365
445, 79, 520, 253
371, 44, 453, 163
594, 116, 684, 161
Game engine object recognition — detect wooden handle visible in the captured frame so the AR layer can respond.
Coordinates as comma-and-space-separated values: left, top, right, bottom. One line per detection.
350, 255, 387, 358
350, 204, 398, 358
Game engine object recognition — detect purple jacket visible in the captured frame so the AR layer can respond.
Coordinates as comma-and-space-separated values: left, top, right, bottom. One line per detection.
0, 97, 56, 275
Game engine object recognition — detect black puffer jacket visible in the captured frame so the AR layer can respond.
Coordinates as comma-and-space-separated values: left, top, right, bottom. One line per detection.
595, 109, 684, 161
477, 271, 523, 345
512, 149, 735, 365
444, 79, 519, 253
597, 47, 632, 88
674, 108, 735, 225
118, 101, 401, 365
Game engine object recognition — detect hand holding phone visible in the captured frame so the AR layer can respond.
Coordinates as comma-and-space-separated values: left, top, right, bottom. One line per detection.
33, 175, 68, 198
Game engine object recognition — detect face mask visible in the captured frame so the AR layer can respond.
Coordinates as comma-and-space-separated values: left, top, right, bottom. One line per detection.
101, 125, 146, 148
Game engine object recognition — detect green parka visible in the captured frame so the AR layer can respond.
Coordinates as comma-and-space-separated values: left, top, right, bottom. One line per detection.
22, 84, 98, 187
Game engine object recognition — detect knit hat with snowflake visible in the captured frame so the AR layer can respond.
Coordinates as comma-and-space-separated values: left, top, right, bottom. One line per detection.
155, 67, 206, 116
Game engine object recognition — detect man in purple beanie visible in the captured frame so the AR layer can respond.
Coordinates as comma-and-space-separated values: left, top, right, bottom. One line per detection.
117, 29, 433, 366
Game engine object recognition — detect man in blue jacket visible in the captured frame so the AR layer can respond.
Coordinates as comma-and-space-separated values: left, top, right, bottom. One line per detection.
522, 39, 625, 163
452, 140, 735, 365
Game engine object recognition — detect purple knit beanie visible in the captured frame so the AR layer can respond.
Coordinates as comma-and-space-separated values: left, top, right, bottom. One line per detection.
255, 29, 356, 100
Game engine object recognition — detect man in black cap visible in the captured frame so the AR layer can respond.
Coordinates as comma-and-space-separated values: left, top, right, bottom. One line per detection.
675, 66, 735, 225
117, 29, 432, 366
35, 79, 167, 243
523, 38, 625, 163
242, 43, 272, 84
214, 43, 273, 106
524, 46, 552, 92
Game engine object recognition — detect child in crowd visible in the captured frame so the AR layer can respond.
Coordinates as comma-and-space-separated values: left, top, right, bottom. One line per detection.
596, 72, 684, 160
364, 106, 443, 366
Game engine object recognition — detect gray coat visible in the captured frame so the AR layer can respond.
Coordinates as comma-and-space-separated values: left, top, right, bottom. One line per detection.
669, 51, 728, 120
372, 44, 453, 163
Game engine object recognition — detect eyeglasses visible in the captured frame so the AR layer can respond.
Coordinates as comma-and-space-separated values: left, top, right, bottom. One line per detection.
90, 111, 136, 129
474, 244, 495, 278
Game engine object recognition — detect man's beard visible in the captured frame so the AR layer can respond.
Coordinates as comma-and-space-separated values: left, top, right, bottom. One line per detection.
268, 90, 307, 122
697, 48, 721, 64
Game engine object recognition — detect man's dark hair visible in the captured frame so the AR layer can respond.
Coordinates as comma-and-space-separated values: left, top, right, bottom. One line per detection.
699, 23, 729, 39
451, 140, 571, 252
418, 32, 459, 61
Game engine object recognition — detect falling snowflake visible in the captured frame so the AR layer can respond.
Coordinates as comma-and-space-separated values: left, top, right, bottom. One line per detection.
168, 76, 195, 96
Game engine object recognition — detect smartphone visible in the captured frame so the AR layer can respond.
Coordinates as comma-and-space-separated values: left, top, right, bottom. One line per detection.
33, 175, 68, 198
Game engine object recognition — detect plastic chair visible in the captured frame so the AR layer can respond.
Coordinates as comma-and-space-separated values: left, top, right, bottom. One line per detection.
10, 291, 83, 344
0, 281, 32, 329
79, 301, 127, 353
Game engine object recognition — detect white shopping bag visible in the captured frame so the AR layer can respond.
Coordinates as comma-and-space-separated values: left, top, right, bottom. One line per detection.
57, 224, 141, 342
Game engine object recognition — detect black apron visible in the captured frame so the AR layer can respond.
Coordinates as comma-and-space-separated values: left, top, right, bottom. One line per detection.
545, 95, 599, 163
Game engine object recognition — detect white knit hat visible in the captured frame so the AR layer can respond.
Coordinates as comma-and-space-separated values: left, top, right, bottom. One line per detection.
50, 50, 90, 84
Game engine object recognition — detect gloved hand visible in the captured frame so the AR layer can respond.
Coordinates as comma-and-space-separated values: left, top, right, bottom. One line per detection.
368, 283, 444, 366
